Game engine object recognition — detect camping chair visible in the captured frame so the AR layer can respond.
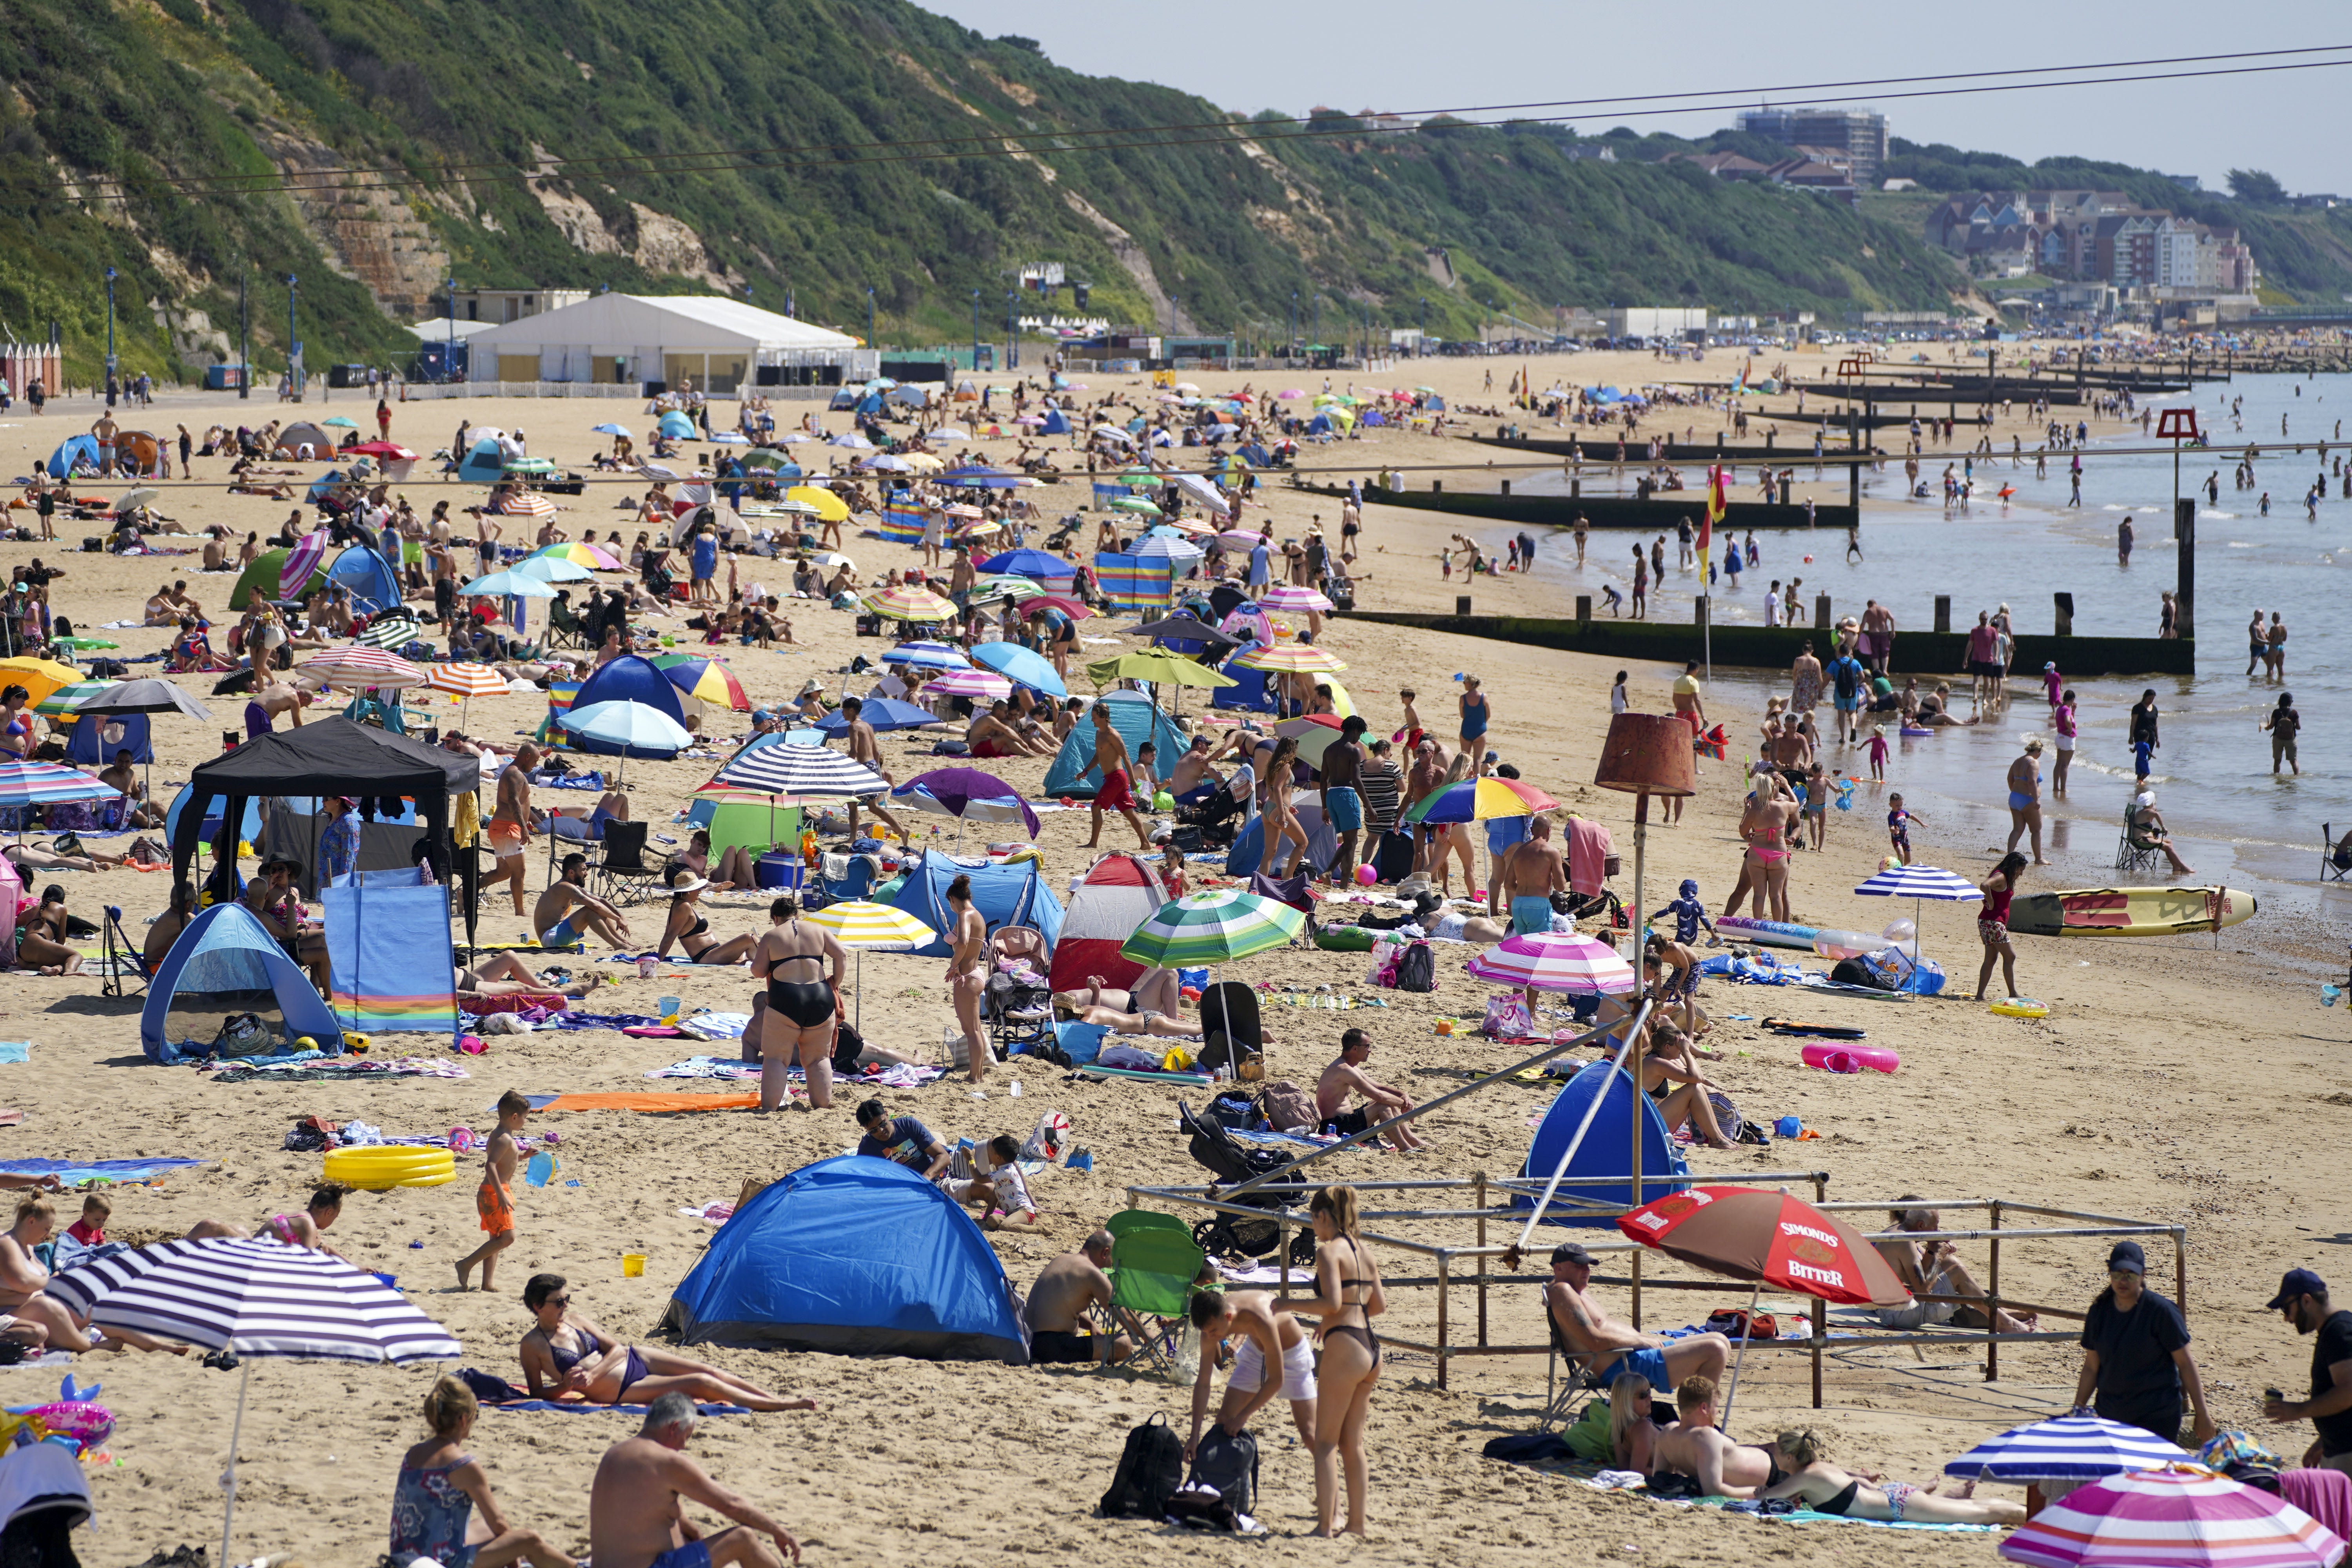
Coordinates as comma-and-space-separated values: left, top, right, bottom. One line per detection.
544, 597, 589, 650
808, 854, 876, 911
1104, 1211, 1208, 1378
2325, 824, 2352, 883
1539, 1290, 1610, 1431
588, 821, 663, 906
1197, 981, 1263, 1077
99, 905, 157, 999
2115, 806, 2163, 874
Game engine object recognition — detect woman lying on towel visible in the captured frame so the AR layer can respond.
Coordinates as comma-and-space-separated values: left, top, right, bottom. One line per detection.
517, 1273, 817, 1412
456, 954, 604, 1003
1755, 1428, 2022, 1524
1053, 973, 1201, 1038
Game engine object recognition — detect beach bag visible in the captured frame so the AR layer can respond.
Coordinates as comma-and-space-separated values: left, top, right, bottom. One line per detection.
1481, 993, 1535, 1039
1393, 940, 1436, 993
211, 1011, 274, 1057
1020, 1109, 1071, 1163
1099, 1413, 1185, 1518
1187, 1425, 1260, 1518
1253, 1079, 1316, 1133
1705, 1308, 1780, 1341
1830, 956, 1894, 991
1206, 1091, 1258, 1131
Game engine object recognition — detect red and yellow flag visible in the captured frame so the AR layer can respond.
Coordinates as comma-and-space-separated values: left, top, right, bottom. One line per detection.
1700, 465, 1726, 555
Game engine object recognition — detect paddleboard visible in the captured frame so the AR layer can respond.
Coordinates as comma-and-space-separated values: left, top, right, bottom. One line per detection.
1719, 916, 1818, 951
2007, 886, 2256, 939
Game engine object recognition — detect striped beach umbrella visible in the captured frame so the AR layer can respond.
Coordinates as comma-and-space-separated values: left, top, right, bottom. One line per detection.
1999, 1468, 2346, 1568
928, 667, 1014, 702
1465, 932, 1636, 995
880, 641, 971, 671
709, 741, 889, 798
970, 574, 1046, 604
650, 654, 751, 712
530, 541, 625, 571
280, 533, 328, 599
1257, 584, 1335, 613
861, 585, 957, 622
802, 899, 936, 1028
47, 1235, 460, 1566
1129, 534, 1202, 561
0, 760, 122, 808
298, 648, 425, 689
351, 611, 423, 651
1233, 644, 1347, 674
0, 657, 85, 710
423, 663, 508, 700
1853, 864, 1983, 901
1945, 1416, 2191, 1483
33, 679, 117, 716
498, 492, 557, 517
1403, 776, 1560, 826
1119, 888, 1305, 968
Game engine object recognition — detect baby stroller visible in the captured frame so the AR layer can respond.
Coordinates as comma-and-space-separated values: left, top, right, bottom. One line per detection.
1177, 1101, 1316, 1267
984, 969, 1060, 1063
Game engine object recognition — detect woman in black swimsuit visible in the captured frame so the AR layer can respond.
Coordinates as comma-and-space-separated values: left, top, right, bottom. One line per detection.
1299, 1185, 1383, 1537
655, 870, 759, 965
1755, 1429, 2022, 1523
750, 894, 848, 1114
515, 1274, 816, 1413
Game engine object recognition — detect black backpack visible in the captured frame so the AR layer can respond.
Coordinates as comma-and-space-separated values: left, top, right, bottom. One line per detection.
1099, 1413, 1184, 1518
1188, 1425, 1260, 1517
1394, 940, 1437, 993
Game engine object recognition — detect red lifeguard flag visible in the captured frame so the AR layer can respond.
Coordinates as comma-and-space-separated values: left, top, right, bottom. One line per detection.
1700, 464, 1727, 555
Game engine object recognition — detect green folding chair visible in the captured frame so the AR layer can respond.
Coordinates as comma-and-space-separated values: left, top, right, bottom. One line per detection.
1107, 1216, 1207, 1378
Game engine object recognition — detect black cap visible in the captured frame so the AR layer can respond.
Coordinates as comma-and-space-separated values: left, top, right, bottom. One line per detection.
2106, 1241, 2146, 1275
2267, 1269, 2328, 1310
1552, 1242, 1595, 1267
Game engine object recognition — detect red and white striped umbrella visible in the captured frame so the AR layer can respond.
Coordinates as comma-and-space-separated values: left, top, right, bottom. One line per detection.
1234, 643, 1347, 673
422, 663, 508, 699
928, 668, 1014, 701
298, 648, 426, 690
2000, 1467, 2346, 1568
499, 492, 558, 517
1464, 931, 1635, 994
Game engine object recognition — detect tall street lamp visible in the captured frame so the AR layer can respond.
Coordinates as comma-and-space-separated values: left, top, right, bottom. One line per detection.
971, 289, 981, 370
103, 266, 117, 388
286, 274, 300, 401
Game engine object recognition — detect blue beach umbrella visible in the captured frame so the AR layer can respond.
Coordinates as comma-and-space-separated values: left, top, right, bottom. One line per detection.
977, 549, 1075, 580
880, 641, 972, 671
813, 698, 944, 735
658, 411, 696, 438
590, 423, 632, 438
969, 641, 1067, 699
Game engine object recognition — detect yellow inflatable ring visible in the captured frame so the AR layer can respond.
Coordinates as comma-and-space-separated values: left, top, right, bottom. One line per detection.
1987, 997, 2050, 1018
324, 1148, 458, 1190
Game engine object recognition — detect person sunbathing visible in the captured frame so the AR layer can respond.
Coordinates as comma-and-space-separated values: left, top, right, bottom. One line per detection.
1639, 1022, 1737, 1150
1055, 969, 1186, 1021
1639, 1374, 1850, 1499
1871, 1198, 2039, 1336
457, 954, 603, 1002
1755, 1428, 2022, 1523
1, 1197, 189, 1355
1052, 976, 1203, 1040
11, 884, 87, 975
674, 829, 757, 891
654, 871, 759, 965
2129, 792, 2196, 878
392, 1376, 576, 1568
9, 841, 129, 879
518, 1274, 816, 1412
188, 1182, 352, 1262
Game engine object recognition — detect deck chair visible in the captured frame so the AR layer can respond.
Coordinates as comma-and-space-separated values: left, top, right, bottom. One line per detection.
589, 821, 663, 906
1197, 981, 1263, 1077
1105, 1211, 1207, 1378
1539, 1288, 1609, 1431
544, 597, 590, 650
99, 904, 157, 999
2115, 806, 2164, 874
2325, 824, 2352, 883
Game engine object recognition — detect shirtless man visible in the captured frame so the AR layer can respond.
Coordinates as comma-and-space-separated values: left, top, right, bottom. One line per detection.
98, 749, 166, 828
1081, 701, 1150, 851
1187, 1286, 1319, 1455
966, 700, 1045, 759
535, 853, 635, 949
588, 1394, 801, 1568
1313, 1029, 1426, 1150
1543, 1240, 1730, 1395
1168, 733, 1216, 797
1490, 815, 1567, 936
1318, 715, 1368, 886
1022, 1230, 1134, 1365
1648, 1376, 1792, 1499
488, 744, 539, 915
458, 953, 603, 1002
945, 873, 991, 1082
837, 697, 907, 842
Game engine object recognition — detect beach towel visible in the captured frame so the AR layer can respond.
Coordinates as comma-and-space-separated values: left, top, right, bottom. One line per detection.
538, 1091, 760, 1113
458, 1368, 748, 1415
209, 1058, 470, 1084
0, 1044, 29, 1064
0, 1157, 208, 1184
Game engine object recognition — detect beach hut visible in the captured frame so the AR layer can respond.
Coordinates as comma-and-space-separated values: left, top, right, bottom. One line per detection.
1515, 1061, 1690, 1227
1047, 853, 1169, 995
660, 1156, 1028, 1362
1040, 691, 1185, 799
140, 902, 343, 1062
888, 849, 1063, 957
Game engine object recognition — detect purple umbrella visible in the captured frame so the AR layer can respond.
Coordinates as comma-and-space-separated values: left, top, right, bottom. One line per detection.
891, 767, 1042, 839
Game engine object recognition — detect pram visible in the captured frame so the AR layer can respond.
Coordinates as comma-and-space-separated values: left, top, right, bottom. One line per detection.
1177, 1100, 1316, 1267
984, 970, 1060, 1062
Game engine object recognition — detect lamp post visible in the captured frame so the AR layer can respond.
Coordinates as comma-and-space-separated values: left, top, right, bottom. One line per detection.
238, 271, 249, 400
103, 266, 117, 388
1289, 290, 1298, 359
1005, 290, 1017, 371
865, 286, 875, 352
1419, 296, 1426, 356
286, 274, 299, 402
971, 289, 981, 370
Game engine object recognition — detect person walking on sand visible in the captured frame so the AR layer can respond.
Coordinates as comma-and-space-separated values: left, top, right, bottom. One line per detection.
1082, 702, 1150, 852
1973, 852, 2028, 1002
945, 875, 992, 1082
2263, 692, 2301, 776
2051, 688, 2077, 798
487, 743, 537, 916
1457, 674, 1490, 773
2004, 737, 2049, 864
751, 894, 848, 1113
457, 1090, 527, 1291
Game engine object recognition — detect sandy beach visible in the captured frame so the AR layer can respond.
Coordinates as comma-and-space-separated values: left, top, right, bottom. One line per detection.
0, 352, 2340, 1567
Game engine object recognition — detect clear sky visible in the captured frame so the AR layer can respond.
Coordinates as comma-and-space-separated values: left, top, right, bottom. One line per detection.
918, 2, 2350, 194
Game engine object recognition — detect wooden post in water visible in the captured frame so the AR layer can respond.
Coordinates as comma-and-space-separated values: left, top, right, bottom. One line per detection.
1814, 594, 1831, 630
1576, 595, 1592, 625
1933, 595, 1951, 635
2054, 592, 2074, 637
2174, 499, 2196, 639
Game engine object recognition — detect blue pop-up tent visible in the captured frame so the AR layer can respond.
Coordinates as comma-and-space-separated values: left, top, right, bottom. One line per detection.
1514, 1060, 1690, 1227
141, 902, 342, 1062
325, 544, 402, 613
888, 849, 1062, 956
1040, 691, 1184, 798
1209, 650, 1279, 713
660, 1156, 1028, 1361
566, 655, 687, 731
44, 436, 102, 479
67, 711, 152, 766
1037, 405, 1070, 436
456, 438, 507, 485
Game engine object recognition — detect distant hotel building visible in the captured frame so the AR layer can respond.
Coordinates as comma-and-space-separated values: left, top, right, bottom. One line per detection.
1734, 107, 1888, 184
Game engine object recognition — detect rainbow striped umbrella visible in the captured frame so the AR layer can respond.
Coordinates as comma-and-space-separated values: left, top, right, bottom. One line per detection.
298, 648, 425, 690
1119, 888, 1305, 968
0, 760, 122, 808
1233, 643, 1347, 674
1999, 1468, 2345, 1568
1403, 776, 1559, 825
650, 654, 751, 712
1465, 932, 1634, 994
860, 585, 956, 622
530, 541, 625, 571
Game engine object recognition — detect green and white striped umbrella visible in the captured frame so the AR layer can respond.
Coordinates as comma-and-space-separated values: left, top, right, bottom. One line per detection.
1118, 888, 1305, 968
34, 679, 118, 716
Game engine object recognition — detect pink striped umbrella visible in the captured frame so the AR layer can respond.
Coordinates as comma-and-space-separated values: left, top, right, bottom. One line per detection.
1464, 932, 1636, 995
1258, 584, 1335, 613
929, 668, 1014, 701
279, 533, 327, 600
2001, 1468, 2347, 1568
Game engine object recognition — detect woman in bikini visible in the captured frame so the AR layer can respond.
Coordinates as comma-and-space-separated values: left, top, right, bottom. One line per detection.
1256, 737, 1311, 879
674, 828, 757, 892
944, 875, 991, 1083
517, 1274, 815, 1413
1723, 771, 1797, 924
655, 869, 759, 965
390, 1377, 575, 1568
750, 893, 848, 1113
13, 884, 84, 976
1296, 1185, 1383, 1537
1755, 1428, 2021, 1523
1606, 1372, 1662, 1474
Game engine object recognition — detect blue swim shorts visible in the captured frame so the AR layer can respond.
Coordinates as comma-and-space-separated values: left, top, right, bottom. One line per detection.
1510, 895, 1555, 936
1595, 1345, 1672, 1392
1324, 787, 1363, 832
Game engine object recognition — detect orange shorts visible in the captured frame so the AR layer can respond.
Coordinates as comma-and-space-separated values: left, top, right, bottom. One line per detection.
477, 1178, 515, 1235
488, 819, 525, 860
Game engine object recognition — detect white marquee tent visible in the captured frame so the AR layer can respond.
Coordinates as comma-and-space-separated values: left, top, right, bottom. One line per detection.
460, 294, 870, 394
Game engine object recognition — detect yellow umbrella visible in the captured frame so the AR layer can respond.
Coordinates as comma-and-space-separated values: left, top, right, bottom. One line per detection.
785, 485, 849, 524
1323, 676, 1358, 721
1085, 651, 1236, 690
902, 453, 945, 472
0, 657, 87, 710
